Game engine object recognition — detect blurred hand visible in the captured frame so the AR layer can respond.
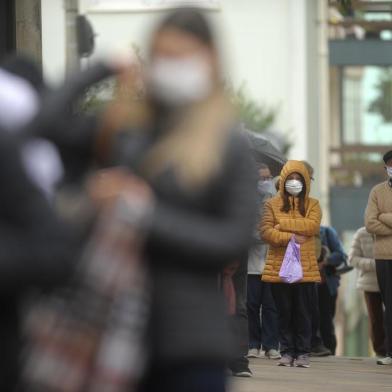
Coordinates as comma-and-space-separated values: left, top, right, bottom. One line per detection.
87, 168, 152, 209
108, 53, 136, 74
294, 234, 309, 244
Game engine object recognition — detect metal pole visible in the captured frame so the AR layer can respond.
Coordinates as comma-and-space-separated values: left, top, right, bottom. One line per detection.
64, 0, 79, 73
318, 0, 330, 224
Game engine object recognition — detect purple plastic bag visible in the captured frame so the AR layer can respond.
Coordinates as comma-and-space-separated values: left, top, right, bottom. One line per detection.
279, 236, 303, 283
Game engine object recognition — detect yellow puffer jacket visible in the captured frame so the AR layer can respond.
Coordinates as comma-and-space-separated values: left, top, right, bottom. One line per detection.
260, 160, 321, 283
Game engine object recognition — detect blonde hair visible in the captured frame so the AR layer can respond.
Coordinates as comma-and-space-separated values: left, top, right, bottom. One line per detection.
142, 91, 235, 189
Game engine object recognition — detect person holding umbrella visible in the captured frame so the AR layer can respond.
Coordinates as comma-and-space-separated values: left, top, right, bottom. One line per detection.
247, 163, 281, 360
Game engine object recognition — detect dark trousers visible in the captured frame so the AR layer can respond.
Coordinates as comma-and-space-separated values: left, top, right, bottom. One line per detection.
271, 283, 313, 357
229, 255, 249, 370
376, 260, 392, 356
140, 364, 226, 392
318, 283, 337, 355
364, 291, 386, 356
310, 283, 324, 348
247, 274, 279, 351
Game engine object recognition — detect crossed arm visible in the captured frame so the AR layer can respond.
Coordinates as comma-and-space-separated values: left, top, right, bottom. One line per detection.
365, 190, 392, 236
260, 200, 322, 247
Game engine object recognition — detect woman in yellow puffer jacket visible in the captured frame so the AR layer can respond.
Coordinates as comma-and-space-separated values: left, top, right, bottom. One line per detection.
260, 160, 321, 368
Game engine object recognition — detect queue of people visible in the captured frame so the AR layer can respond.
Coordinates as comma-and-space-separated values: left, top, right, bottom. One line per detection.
0, 5, 391, 391
245, 152, 392, 371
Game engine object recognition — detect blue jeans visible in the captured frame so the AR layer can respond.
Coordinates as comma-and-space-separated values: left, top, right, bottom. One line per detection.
247, 274, 279, 351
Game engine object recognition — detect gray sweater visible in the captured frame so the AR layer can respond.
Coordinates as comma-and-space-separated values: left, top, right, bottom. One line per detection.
247, 183, 274, 275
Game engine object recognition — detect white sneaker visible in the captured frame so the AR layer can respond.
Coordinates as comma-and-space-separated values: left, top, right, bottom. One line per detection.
377, 356, 392, 365
265, 349, 282, 360
247, 348, 260, 358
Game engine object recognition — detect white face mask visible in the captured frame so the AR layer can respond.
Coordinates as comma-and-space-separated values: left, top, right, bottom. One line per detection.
258, 179, 275, 195
148, 56, 212, 106
387, 166, 392, 178
285, 179, 303, 196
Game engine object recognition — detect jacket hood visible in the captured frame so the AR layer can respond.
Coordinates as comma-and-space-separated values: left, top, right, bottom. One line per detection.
279, 160, 311, 199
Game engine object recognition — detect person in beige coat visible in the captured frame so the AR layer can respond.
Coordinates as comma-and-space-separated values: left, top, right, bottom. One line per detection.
348, 227, 386, 357
365, 149, 392, 365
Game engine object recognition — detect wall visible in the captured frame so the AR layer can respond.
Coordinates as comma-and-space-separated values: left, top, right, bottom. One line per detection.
41, 0, 66, 85
15, 0, 42, 63
85, 0, 312, 154
41, 1, 311, 144
40, 1, 329, 211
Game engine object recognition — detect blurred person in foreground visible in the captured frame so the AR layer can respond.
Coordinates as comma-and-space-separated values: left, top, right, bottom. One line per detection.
103, 9, 257, 390
365, 150, 392, 365
1, 54, 64, 199
247, 163, 280, 360
260, 161, 321, 368
19, 9, 257, 389
0, 66, 74, 391
349, 227, 386, 358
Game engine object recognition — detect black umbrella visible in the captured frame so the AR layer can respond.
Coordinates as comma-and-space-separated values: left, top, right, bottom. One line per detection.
243, 129, 287, 177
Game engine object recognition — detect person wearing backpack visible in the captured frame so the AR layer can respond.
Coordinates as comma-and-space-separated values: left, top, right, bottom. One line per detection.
317, 225, 348, 355
260, 160, 321, 368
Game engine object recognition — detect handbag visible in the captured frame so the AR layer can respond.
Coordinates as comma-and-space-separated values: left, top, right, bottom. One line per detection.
22, 197, 151, 392
279, 236, 303, 284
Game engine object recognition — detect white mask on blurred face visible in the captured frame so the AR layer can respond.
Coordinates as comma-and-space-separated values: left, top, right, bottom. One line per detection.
387, 166, 392, 178
285, 179, 303, 196
149, 56, 212, 106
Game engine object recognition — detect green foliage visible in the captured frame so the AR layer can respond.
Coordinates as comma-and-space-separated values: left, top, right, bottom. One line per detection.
79, 44, 145, 114
230, 84, 277, 134
78, 79, 113, 113
337, 0, 354, 17
368, 69, 392, 123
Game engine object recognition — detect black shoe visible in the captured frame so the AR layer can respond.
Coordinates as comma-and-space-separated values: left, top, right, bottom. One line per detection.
231, 365, 253, 378
335, 262, 354, 276
310, 345, 331, 357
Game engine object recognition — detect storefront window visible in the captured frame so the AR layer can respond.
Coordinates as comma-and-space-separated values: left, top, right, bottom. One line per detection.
342, 66, 392, 145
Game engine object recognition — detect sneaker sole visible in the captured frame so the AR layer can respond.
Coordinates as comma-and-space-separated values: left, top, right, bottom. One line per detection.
296, 364, 310, 368
277, 362, 292, 367
247, 354, 259, 358
232, 372, 252, 377
377, 361, 392, 365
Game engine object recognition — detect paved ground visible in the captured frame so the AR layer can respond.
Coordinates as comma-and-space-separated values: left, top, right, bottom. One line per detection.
230, 356, 392, 392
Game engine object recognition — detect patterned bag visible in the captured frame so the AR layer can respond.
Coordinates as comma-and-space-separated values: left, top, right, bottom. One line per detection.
22, 197, 151, 392
279, 236, 303, 284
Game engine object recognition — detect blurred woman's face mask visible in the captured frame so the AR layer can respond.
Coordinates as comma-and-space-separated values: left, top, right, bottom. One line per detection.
285, 179, 303, 196
148, 55, 212, 106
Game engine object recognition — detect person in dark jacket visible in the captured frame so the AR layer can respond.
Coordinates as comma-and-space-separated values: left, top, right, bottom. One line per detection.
1, 55, 64, 199
118, 10, 257, 390
317, 225, 348, 355
34, 8, 257, 392
0, 130, 74, 391
0, 67, 76, 391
